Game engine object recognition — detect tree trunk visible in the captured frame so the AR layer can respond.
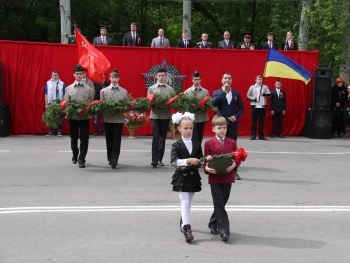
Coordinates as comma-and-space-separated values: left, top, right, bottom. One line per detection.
59, 0, 71, 44
183, 0, 192, 39
339, 0, 350, 82
298, 0, 312, 50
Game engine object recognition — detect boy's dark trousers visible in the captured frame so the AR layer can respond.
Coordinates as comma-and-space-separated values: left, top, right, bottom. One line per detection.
104, 122, 123, 161
208, 183, 232, 236
69, 119, 89, 162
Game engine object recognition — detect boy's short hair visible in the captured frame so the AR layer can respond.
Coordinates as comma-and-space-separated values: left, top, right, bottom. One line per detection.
182, 29, 188, 33
211, 116, 227, 127
110, 72, 119, 78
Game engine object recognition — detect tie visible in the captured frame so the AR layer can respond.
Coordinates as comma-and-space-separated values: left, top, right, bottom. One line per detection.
225, 40, 228, 48
132, 33, 136, 46
184, 39, 187, 48
74, 83, 83, 87
158, 84, 165, 87
269, 42, 272, 49
160, 38, 163, 47
112, 86, 119, 90
219, 138, 224, 146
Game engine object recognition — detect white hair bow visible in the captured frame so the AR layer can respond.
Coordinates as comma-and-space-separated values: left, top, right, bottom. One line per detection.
171, 112, 195, 124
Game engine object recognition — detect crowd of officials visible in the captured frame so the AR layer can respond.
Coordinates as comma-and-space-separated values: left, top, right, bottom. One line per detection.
67, 23, 297, 51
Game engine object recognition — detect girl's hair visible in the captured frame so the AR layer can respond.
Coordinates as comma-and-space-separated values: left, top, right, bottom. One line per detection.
173, 117, 194, 140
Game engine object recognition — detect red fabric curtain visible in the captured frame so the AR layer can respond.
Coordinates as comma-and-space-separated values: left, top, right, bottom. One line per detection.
0, 41, 318, 136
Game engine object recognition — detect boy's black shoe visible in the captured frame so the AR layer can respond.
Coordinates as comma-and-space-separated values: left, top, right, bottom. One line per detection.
210, 226, 218, 235
72, 156, 77, 164
111, 159, 118, 169
221, 234, 229, 241
151, 162, 157, 167
250, 136, 256, 140
78, 160, 86, 168
235, 172, 241, 180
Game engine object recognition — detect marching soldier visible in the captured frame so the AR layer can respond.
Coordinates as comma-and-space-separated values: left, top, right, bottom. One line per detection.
196, 33, 213, 49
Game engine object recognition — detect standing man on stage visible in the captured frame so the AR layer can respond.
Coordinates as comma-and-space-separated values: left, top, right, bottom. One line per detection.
196, 33, 213, 49
177, 30, 193, 48
237, 32, 255, 50
93, 27, 113, 45
151, 28, 170, 48
183, 71, 209, 144
218, 31, 235, 49
261, 32, 278, 50
100, 69, 128, 169
270, 79, 286, 138
65, 65, 94, 168
247, 75, 271, 141
148, 68, 174, 167
123, 22, 144, 46
212, 73, 244, 180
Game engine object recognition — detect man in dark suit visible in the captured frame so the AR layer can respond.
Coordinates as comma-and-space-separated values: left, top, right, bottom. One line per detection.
177, 30, 193, 48
211, 73, 244, 180
261, 32, 278, 50
282, 31, 297, 50
196, 33, 213, 48
123, 22, 144, 46
93, 27, 113, 45
218, 31, 235, 49
270, 79, 286, 138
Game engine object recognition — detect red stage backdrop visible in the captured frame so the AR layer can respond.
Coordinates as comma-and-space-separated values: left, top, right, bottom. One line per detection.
0, 41, 318, 136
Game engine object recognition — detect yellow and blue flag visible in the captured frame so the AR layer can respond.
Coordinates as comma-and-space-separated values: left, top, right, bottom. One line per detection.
263, 49, 312, 84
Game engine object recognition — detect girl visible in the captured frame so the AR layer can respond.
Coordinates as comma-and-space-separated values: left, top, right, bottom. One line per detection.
170, 112, 210, 242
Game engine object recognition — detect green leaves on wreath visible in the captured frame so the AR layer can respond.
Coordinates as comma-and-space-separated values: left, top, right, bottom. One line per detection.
101, 97, 132, 116
64, 99, 88, 119
42, 99, 64, 128
86, 101, 104, 115
199, 97, 216, 113
153, 93, 172, 109
167, 92, 189, 113
131, 97, 151, 113
186, 93, 201, 113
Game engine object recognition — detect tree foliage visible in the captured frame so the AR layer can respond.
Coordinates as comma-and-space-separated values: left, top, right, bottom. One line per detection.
0, 0, 347, 80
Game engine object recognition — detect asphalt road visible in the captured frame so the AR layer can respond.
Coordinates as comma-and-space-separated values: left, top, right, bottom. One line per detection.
0, 135, 349, 263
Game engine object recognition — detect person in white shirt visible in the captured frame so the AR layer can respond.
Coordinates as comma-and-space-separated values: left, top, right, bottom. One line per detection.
283, 31, 297, 50
44, 70, 66, 137
247, 75, 271, 140
151, 28, 170, 47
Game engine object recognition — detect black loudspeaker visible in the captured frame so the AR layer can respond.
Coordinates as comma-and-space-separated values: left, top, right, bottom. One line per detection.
0, 105, 10, 137
304, 109, 332, 139
312, 68, 332, 110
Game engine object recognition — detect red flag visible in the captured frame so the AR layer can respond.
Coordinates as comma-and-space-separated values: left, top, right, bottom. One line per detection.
75, 29, 111, 82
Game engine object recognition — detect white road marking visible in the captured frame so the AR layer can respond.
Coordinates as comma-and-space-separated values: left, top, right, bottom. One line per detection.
57, 150, 350, 155
0, 150, 10, 152
1, 206, 350, 214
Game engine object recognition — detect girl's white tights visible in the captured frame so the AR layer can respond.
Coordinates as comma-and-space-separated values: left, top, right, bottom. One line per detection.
178, 192, 195, 227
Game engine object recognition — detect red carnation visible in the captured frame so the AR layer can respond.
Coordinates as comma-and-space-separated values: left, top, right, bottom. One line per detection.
59, 100, 68, 110
197, 96, 210, 109
147, 94, 155, 104
165, 95, 180, 106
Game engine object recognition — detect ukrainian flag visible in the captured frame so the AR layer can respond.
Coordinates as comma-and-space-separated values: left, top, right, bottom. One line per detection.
263, 49, 312, 84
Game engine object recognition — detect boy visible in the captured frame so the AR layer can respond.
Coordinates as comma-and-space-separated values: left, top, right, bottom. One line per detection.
204, 116, 241, 242
65, 64, 94, 168
44, 70, 66, 136
100, 69, 128, 169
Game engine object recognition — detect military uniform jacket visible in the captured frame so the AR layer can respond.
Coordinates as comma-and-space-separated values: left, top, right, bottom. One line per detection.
148, 83, 174, 119
100, 85, 128, 123
65, 82, 94, 120
184, 86, 209, 123
170, 138, 203, 192
237, 42, 255, 49
196, 42, 213, 49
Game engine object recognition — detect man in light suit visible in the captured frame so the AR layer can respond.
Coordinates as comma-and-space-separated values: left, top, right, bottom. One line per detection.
247, 75, 271, 140
211, 73, 244, 180
151, 28, 170, 48
183, 71, 209, 144
177, 30, 193, 48
93, 27, 113, 46
261, 32, 278, 50
218, 31, 235, 49
123, 22, 144, 46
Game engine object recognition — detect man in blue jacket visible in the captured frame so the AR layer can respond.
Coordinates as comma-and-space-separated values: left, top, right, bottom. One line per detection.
211, 72, 244, 180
